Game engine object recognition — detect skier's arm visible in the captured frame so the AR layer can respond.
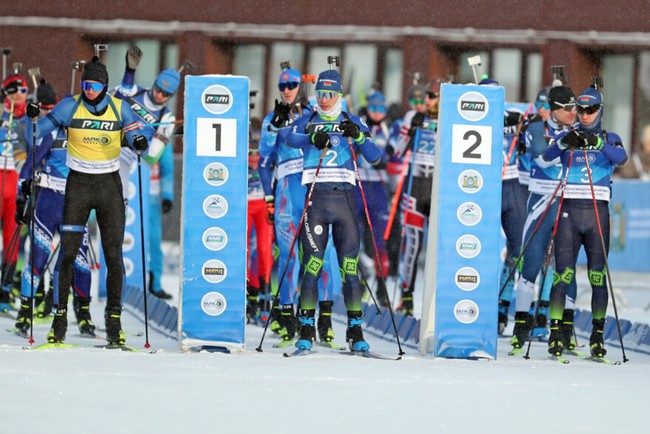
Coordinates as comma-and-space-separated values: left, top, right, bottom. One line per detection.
142, 111, 175, 165
599, 132, 628, 166
121, 103, 154, 149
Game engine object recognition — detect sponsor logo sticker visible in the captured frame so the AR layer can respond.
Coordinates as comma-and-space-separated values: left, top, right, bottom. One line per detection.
202, 259, 227, 284
458, 169, 483, 194
457, 91, 489, 122
202, 227, 228, 251
456, 234, 481, 258
201, 291, 227, 316
454, 299, 480, 324
457, 202, 482, 226
203, 195, 228, 219
455, 267, 480, 291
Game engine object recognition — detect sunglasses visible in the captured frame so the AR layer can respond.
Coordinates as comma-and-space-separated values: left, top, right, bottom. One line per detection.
18, 87, 28, 94
553, 102, 575, 112
82, 81, 106, 92
317, 91, 338, 100
577, 105, 601, 115
410, 99, 425, 106
535, 102, 550, 111
278, 82, 299, 92
368, 104, 386, 114
152, 84, 173, 98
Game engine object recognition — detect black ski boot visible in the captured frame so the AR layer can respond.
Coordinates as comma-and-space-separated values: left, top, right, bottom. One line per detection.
47, 307, 68, 343
317, 300, 335, 343
560, 309, 576, 350
148, 271, 172, 300
269, 300, 282, 334
73, 295, 96, 336
547, 319, 564, 356
295, 309, 316, 350
590, 318, 607, 357
14, 296, 33, 336
277, 304, 296, 343
498, 300, 510, 335
398, 290, 414, 317
105, 305, 126, 345
510, 312, 532, 349
376, 278, 390, 308
346, 311, 369, 352
246, 285, 259, 324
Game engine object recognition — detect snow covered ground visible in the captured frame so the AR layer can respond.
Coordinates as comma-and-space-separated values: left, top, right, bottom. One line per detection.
1, 242, 649, 434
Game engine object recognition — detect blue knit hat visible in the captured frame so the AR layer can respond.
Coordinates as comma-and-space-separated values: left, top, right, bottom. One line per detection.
155, 68, 181, 95
278, 68, 301, 84
577, 87, 603, 108
315, 69, 342, 93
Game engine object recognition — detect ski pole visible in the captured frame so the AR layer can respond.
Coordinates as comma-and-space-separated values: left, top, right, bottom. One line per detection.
357, 264, 381, 315
347, 136, 404, 356
383, 150, 411, 241
27, 117, 38, 345
498, 178, 564, 299
524, 149, 574, 360
136, 152, 151, 349
582, 147, 628, 362
255, 145, 329, 352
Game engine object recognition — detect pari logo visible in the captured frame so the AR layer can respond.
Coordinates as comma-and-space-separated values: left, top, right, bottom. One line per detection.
456, 234, 481, 258
457, 91, 489, 122
454, 299, 480, 324
122, 232, 135, 252
202, 227, 228, 251
202, 259, 227, 284
202, 85, 233, 115
203, 195, 228, 219
455, 267, 480, 291
201, 291, 227, 316
203, 162, 229, 187
458, 169, 483, 194
457, 202, 482, 226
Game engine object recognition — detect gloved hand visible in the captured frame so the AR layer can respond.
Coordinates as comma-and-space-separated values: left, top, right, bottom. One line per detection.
270, 100, 291, 128
15, 195, 27, 225
126, 45, 143, 72
582, 132, 604, 150
385, 144, 395, 157
559, 130, 584, 150
505, 111, 524, 126
162, 199, 173, 214
20, 179, 32, 198
311, 131, 331, 150
339, 120, 361, 140
26, 102, 40, 119
132, 135, 148, 152
265, 195, 275, 224
408, 112, 425, 137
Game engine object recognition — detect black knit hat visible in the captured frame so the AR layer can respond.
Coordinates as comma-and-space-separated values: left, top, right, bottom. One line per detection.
81, 56, 108, 85
36, 79, 57, 107
548, 85, 575, 110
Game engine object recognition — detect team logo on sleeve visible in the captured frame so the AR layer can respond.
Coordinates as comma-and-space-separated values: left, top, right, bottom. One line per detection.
202, 85, 233, 115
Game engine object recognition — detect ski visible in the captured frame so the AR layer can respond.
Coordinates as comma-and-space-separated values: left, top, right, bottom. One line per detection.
340, 350, 402, 360
6, 327, 29, 339
549, 353, 570, 364
317, 341, 347, 351
23, 342, 78, 350
566, 349, 621, 365
283, 348, 314, 357
508, 347, 523, 356
273, 339, 296, 348
94, 344, 157, 354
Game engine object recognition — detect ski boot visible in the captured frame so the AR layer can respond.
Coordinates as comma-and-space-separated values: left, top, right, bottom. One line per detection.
590, 318, 607, 357
148, 271, 173, 300
295, 309, 316, 350
276, 304, 296, 345
532, 301, 549, 339
105, 305, 126, 345
73, 295, 96, 336
498, 300, 509, 335
317, 300, 335, 344
47, 307, 68, 343
547, 319, 564, 356
560, 309, 576, 350
397, 290, 414, 317
269, 301, 282, 334
245, 286, 259, 324
346, 311, 369, 352
14, 296, 33, 336
10, 271, 21, 300
510, 312, 532, 349
375, 278, 390, 308
36, 281, 54, 320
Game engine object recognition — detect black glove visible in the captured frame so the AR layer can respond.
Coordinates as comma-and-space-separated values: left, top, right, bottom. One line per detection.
560, 130, 585, 150
126, 45, 143, 72
15, 195, 27, 225
162, 199, 173, 214
505, 111, 524, 126
20, 179, 32, 198
582, 132, 604, 150
26, 102, 40, 119
132, 135, 148, 152
270, 100, 291, 128
311, 131, 331, 150
339, 120, 361, 140
408, 112, 425, 137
